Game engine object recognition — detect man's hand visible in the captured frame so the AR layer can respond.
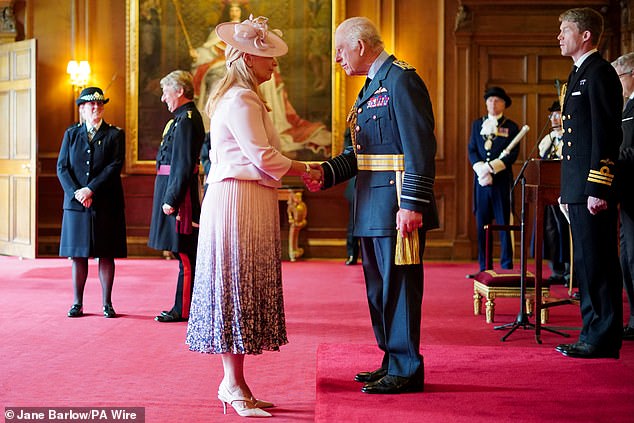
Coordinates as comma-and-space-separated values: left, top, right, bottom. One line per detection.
587, 196, 607, 215
396, 208, 423, 236
302, 163, 324, 192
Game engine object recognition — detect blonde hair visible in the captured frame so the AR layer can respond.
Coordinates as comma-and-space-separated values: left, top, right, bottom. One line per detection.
205, 45, 269, 117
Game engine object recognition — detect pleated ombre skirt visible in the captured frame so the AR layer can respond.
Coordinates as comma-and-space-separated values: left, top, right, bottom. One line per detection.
186, 179, 288, 355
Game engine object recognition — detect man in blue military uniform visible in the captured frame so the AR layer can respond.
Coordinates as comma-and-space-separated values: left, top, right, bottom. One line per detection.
555, 8, 623, 358
148, 70, 205, 323
468, 86, 520, 275
306, 16, 438, 394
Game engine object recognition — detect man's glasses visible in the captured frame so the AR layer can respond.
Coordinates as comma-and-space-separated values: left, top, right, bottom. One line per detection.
618, 70, 632, 78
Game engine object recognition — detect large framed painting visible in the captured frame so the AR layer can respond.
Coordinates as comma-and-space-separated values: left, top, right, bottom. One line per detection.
126, 0, 345, 174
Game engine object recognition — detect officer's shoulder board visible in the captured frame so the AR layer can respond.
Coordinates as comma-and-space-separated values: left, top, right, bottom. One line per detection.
392, 60, 415, 71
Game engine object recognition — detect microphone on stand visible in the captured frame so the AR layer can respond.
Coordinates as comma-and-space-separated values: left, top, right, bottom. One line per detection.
512, 118, 554, 189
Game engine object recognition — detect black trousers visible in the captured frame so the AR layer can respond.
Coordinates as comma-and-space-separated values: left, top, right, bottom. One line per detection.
620, 203, 634, 322
568, 204, 622, 350
360, 232, 426, 378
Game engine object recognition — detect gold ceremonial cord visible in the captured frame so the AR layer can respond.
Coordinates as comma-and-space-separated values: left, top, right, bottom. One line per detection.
171, 0, 194, 51
394, 171, 420, 265
346, 105, 358, 154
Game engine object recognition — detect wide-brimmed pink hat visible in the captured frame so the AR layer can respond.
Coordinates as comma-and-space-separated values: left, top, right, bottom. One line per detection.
215, 15, 288, 58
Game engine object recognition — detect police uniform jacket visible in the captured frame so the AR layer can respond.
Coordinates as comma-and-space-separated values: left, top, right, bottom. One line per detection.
56, 121, 127, 257
561, 52, 622, 204
618, 97, 634, 209
467, 115, 520, 212
148, 101, 205, 252
321, 55, 439, 236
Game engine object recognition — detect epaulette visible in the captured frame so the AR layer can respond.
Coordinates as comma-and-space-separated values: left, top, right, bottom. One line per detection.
392, 60, 415, 71
187, 111, 192, 119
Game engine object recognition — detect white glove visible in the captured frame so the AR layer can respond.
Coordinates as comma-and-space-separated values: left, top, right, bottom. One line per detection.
538, 136, 552, 158
472, 161, 490, 178
487, 158, 506, 174
478, 173, 493, 186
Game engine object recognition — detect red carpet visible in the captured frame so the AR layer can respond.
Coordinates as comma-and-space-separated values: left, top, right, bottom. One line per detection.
0, 257, 633, 422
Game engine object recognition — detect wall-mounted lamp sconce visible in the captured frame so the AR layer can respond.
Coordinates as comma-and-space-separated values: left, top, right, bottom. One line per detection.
66, 60, 91, 89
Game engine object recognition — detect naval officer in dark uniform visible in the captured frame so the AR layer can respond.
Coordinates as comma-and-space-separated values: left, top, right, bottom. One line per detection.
612, 52, 634, 340
57, 87, 127, 318
468, 86, 520, 274
306, 16, 438, 394
148, 70, 205, 323
555, 8, 623, 359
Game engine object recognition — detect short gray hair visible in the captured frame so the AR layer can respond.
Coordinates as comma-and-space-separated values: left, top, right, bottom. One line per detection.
612, 52, 634, 72
336, 17, 383, 52
160, 70, 195, 100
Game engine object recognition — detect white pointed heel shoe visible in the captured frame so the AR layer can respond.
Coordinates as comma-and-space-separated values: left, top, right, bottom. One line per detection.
218, 385, 272, 418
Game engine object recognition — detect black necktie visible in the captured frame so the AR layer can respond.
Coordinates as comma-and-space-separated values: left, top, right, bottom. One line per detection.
360, 77, 371, 97
567, 65, 578, 85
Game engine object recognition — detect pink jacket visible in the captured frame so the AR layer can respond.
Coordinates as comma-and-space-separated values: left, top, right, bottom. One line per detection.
206, 86, 292, 188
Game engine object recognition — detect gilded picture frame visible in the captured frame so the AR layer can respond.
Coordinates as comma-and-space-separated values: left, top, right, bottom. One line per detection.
126, 0, 345, 174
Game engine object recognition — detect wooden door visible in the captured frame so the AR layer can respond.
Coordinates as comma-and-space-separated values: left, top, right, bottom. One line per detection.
0, 39, 37, 258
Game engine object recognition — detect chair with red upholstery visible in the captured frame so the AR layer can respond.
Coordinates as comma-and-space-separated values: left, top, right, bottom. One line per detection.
472, 224, 550, 324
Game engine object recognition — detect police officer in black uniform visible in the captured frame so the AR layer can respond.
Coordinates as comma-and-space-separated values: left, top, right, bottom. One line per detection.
57, 87, 127, 318
307, 17, 438, 394
148, 70, 205, 323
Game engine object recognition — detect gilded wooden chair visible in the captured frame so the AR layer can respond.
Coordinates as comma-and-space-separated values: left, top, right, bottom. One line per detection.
472, 224, 550, 324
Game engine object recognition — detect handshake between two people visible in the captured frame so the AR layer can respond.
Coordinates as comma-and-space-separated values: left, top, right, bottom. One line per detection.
301, 163, 325, 192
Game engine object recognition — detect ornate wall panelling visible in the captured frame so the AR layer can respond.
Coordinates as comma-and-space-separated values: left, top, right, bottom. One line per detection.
452, 0, 618, 261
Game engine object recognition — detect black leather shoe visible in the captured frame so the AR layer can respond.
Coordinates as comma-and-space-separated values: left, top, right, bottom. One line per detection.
345, 256, 358, 265
354, 367, 387, 383
557, 341, 619, 359
155, 310, 184, 322
103, 304, 117, 318
361, 373, 424, 394
555, 343, 575, 353
546, 275, 565, 285
623, 326, 634, 340
67, 304, 83, 318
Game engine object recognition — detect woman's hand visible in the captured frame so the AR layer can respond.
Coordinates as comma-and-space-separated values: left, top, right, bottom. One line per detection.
74, 187, 93, 208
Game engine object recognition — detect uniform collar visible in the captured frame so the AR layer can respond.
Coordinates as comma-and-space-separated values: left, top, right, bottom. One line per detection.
173, 100, 195, 116
86, 120, 103, 133
574, 48, 598, 69
367, 50, 389, 80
